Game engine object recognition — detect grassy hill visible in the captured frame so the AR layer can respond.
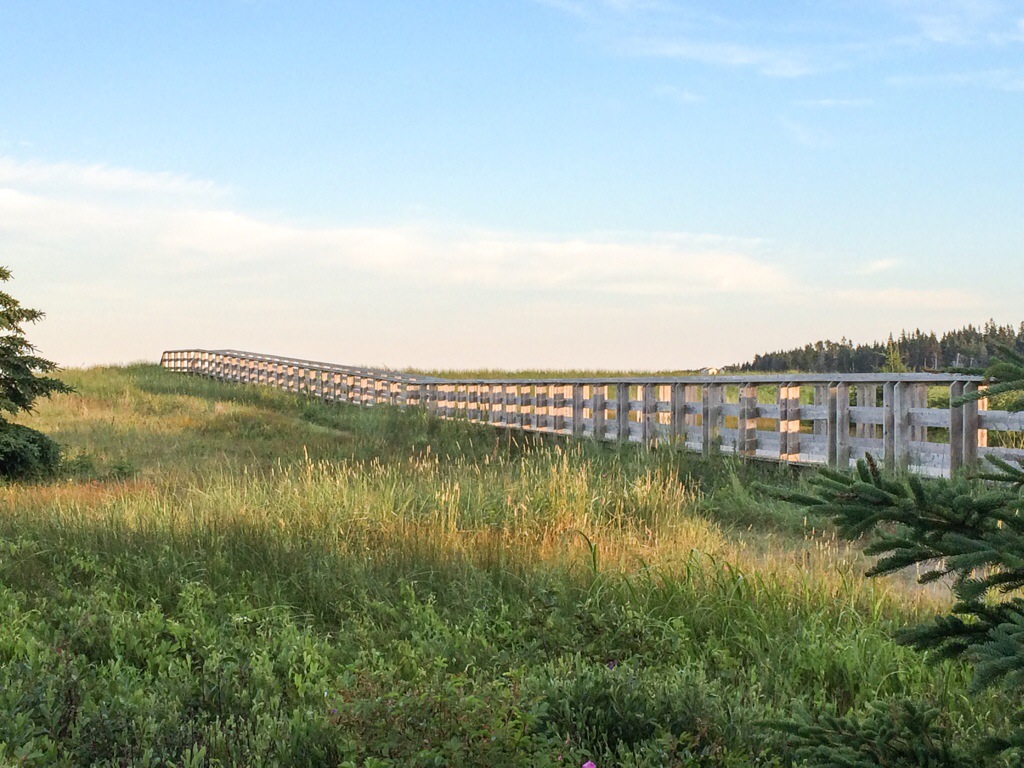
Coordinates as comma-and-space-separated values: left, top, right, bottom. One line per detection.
0, 365, 1012, 766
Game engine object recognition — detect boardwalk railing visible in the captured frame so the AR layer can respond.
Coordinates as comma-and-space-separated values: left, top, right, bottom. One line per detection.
161, 348, 1024, 478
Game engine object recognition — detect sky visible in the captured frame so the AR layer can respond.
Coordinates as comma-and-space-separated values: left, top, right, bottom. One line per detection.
1, 0, 1022, 370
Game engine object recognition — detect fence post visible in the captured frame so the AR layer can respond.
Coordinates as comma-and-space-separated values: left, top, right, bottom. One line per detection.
834, 383, 850, 468
737, 384, 757, 457
571, 384, 584, 437
669, 384, 687, 446
949, 381, 964, 474
882, 382, 895, 469
593, 385, 607, 441
778, 383, 800, 462
641, 384, 657, 447
893, 381, 912, 472
962, 382, 981, 468
515, 385, 525, 430
532, 386, 543, 431
617, 384, 631, 443
702, 383, 723, 457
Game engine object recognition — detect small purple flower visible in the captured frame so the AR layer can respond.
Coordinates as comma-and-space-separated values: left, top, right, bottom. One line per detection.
582, 762, 597, 768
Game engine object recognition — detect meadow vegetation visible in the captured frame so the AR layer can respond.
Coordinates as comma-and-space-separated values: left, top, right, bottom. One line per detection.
0, 365, 1015, 766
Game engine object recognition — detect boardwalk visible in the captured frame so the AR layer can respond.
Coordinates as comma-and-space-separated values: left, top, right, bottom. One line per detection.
162, 348, 1024, 478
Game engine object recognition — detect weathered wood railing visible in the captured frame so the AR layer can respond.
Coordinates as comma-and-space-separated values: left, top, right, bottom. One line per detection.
161, 348, 1024, 477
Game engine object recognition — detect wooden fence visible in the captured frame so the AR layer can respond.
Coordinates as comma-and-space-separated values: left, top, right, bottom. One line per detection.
161, 348, 1024, 478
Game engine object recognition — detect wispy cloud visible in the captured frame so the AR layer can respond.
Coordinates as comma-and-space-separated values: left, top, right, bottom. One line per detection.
5, 155, 995, 368
0, 158, 783, 300
884, 0, 1019, 45
537, 0, 1024, 88
532, 0, 668, 15
0, 156, 227, 199
627, 37, 815, 77
888, 67, 1024, 91
990, 16, 1024, 43
652, 84, 701, 104
530, 0, 587, 16
795, 97, 874, 108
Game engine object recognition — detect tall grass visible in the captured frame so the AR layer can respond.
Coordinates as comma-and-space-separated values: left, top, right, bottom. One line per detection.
0, 365, 1012, 766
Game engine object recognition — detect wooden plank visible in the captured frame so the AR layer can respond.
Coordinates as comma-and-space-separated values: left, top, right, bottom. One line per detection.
572, 384, 584, 436
737, 384, 757, 457
849, 406, 885, 424
642, 383, 657, 447
799, 405, 829, 420
702, 384, 724, 457
835, 383, 850, 468
909, 408, 951, 428
893, 381, 912, 472
963, 382, 981, 468
617, 384, 631, 444
592, 385, 607, 441
670, 383, 685, 444
826, 384, 838, 466
163, 349, 997, 479
977, 411, 1024, 431
882, 382, 895, 468
778, 384, 801, 462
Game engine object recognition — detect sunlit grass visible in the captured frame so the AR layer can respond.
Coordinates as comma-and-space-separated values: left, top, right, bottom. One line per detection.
0, 365, 1011, 766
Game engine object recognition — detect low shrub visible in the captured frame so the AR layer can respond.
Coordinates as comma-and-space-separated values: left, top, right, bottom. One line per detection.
0, 423, 61, 480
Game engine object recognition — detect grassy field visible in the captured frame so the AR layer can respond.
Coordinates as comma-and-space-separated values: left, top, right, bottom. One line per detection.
0, 365, 1014, 766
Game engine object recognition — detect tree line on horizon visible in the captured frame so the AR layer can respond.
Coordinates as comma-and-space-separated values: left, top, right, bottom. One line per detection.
730, 320, 1024, 374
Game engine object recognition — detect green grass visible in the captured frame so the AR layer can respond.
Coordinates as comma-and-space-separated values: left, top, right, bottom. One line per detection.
0, 365, 1013, 766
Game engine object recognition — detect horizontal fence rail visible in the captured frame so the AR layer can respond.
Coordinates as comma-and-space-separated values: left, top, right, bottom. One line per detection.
161, 349, 1024, 478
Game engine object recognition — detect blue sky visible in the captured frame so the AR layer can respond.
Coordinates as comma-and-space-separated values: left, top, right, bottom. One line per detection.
1, 1, 1022, 369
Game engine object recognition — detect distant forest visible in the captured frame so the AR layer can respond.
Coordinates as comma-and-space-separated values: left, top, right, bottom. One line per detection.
731, 320, 1024, 373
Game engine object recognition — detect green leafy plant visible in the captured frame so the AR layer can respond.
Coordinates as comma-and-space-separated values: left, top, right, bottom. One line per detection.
769, 346, 1024, 765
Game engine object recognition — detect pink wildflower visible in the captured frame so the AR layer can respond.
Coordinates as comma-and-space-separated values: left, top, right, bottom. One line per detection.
582, 762, 597, 768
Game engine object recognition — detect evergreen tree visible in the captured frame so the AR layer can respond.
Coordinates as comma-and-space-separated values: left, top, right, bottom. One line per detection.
0, 267, 72, 478
881, 334, 909, 372
733, 321, 1024, 373
768, 346, 1024, 765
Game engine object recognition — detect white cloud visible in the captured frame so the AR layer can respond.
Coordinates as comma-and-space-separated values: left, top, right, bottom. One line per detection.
653, 85, 702, 104
627, 38, 814, 77
0, 156, 227, 199
0, 178, 783, 299
884, 0, 1024, 46
532, 0, 668, 15
795, 98, 874, 108
888, 68, 1024, 91
531, 0, 587, 15
4, 155, 992, 369
0, 158, 786, 315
